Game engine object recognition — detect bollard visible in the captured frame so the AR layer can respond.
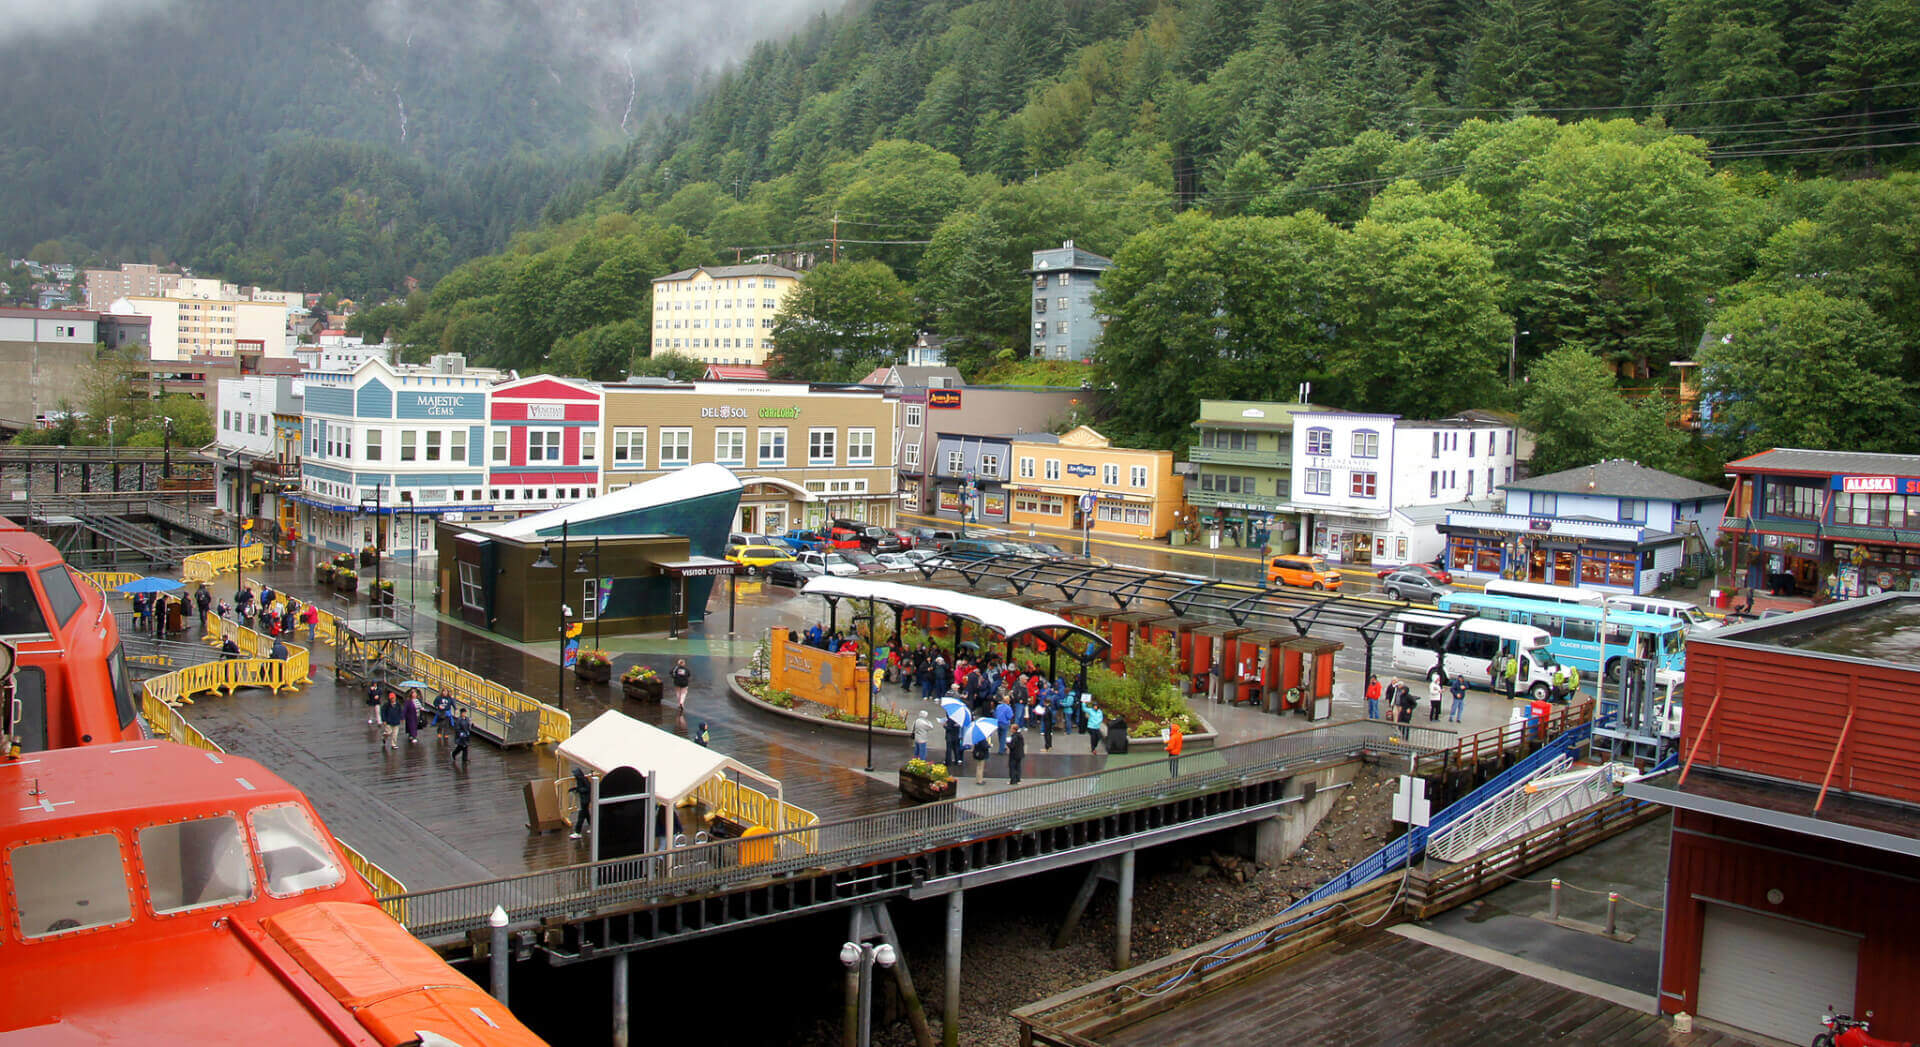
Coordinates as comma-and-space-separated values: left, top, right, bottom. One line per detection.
1605, 891, 1619, 936
1549, 878, 1561, 921
488, 905, 510, 1005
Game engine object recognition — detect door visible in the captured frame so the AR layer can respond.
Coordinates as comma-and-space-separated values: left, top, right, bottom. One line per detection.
737, 505, 757, 534
764, 508, 786, 536
1698, 904, 1859, 1044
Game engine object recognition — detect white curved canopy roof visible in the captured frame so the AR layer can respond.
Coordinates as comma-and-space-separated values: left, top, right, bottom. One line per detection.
801, 576, 1104, 650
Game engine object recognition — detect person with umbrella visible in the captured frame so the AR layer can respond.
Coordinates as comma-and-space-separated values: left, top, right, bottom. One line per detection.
943, 706, 965, 769
964, 719, 996, 785
1007, 723, 1026, 786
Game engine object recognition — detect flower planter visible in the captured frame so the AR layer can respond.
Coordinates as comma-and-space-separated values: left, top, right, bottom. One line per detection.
898, 769, 955, 804
623, 678, 663, 702
315, 565, 335, 584
336, 577, 358, 593
359, 549, 377, 568
575, 663, 612, 684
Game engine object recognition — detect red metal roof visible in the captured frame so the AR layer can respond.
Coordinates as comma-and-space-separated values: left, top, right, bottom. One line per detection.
704, 365, 770, 381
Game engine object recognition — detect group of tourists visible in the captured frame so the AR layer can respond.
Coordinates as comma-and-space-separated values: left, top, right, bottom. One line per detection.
365, 679, 472, 764
799, 624, 859, 655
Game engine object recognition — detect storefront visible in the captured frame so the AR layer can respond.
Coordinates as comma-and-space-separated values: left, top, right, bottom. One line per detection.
1723, 449, 1920, 599
1440, 512, 1672, 593
1310, 512, 1391, 565
1003, 427, 1182, 541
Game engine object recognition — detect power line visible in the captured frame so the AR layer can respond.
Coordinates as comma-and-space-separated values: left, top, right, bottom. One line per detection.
1411, 79, 1920, 114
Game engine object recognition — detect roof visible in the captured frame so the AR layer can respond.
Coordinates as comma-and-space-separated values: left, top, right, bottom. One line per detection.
855, 366, 891, 386
801, 576, 1103, 649
1500, 459, 1726, 502
0, 306, 98, 320
652, 263, 801, 283
704, 365, 769, 381
0, 740, 303, 828
1398, 499, 1497, 526
1026, 242, 1114, 273
556, 710, 781, 812
887, 366, 963, 388
1726, 447, 1920, 479
477, 463, 740, 539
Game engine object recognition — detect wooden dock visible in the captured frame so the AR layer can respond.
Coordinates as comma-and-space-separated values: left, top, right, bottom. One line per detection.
1099, 931, 1757, 1047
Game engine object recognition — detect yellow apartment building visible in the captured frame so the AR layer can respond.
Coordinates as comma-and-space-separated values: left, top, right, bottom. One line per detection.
1005, 426, 1184, 540
650, 262, 802, 367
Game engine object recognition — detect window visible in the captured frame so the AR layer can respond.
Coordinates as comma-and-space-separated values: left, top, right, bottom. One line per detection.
1054, 320, 1069, 335
581, 578, 599, 622
451, 428, 467, 464
1103, 464, 1120, 486
1305, 468, 1332, 496
1351, 430, 1379, 458
848, 428, 875, 465
1057, 297, 1068, 310
400, 430, 417, 462
808, 428, 836, 465
139, 816, 254, 914
659, 428, 692, 468
222, 409, 232, 430
903, 442, 920, 468
527, 429, 561, 463
904, 404, 922, 429
614, 428, 646, 465
491, 429, 507, 463
249, 804, 345, 897
576, 429, 593, 463
977, 451, 999, 477
1350, 471, 1378, 498
11, 833, 132, 937
715, 428, 746, 466
38, 566, 81, 626
425, 430, 442, 461
1430, 473, 1440, 498
1468, 431, 1476, 456
1019, 456, 1035, 479
1533, 493, 1558, 517
1045, 459, 1060, 480
1763, 480, 1822, 520
757, 427, 786, 466
365, 429, 382, 461
1060, 273, 1072, 285
1305, 428, 1332, 455
945, 449, 964, 475
1130, 465, 1148, 488
1617, 499, 1647, 524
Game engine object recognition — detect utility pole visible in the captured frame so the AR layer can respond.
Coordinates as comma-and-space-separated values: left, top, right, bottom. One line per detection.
831, 214, 839, 264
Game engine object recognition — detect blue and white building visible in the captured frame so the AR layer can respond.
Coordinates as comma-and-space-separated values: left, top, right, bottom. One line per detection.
295, 354, 506, 560
1440, 458, 1726, 593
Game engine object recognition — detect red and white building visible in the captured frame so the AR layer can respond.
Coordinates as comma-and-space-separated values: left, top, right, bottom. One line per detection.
485, 376, 604, 516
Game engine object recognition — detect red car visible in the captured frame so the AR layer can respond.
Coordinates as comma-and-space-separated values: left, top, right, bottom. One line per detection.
1374, 562, 1452, 586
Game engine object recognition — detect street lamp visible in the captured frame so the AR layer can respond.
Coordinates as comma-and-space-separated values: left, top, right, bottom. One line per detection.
531, 521, 572, 709
1508, 327, 1530, 386
1080, 490, 1098, 558
958, 472, 977, 539
838, 940, 897, 1047
574, 536, 602, 649
854, 601, 877, 772
160, 416, 173, 480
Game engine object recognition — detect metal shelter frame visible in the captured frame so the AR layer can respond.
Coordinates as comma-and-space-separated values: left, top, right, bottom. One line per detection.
913, 555, 1474, 684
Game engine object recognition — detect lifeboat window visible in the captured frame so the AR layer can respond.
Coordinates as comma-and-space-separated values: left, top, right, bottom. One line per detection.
10, 833, 133, 938
138, 816, 254, 915
37, 566, 83, 627
0, 572, 48, 637
249, 804, 344, 897
107, 645, 139, 730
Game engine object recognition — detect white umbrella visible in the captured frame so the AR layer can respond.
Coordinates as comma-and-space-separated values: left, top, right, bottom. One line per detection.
939, 696, 972, 726
962, 719, 998, 748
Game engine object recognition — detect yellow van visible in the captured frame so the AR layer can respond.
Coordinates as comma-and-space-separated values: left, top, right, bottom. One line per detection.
1267, 554, 1342, 590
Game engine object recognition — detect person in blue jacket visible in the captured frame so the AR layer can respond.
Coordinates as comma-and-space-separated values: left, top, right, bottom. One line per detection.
1085, 702, 1106, 753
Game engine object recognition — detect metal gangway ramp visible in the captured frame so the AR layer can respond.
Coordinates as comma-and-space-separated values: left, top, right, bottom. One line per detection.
1426, 758, 1624, 863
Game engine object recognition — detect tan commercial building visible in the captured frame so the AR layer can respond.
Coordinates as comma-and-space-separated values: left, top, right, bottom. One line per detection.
114, 290, 290, 361
601, 380, 896, 535
82, 263, 181, 312
650, 263, 802, 367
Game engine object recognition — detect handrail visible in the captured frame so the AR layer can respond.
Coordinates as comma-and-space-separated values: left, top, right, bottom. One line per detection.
379, 721, 1441, 939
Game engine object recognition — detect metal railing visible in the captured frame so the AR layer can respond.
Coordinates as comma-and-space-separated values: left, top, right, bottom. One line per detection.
382, 720, 1441, 941
1425, 754, 1573, 862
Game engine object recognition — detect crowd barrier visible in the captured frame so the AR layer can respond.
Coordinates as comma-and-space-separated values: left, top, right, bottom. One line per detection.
181, 543, 264, 585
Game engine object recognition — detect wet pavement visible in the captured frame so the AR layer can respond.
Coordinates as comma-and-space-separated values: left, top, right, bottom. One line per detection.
1418, 812, 1673, 996
165, 541, 1578, 892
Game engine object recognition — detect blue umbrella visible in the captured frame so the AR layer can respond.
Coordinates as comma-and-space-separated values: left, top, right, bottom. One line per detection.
115, 577, 185, 594
939, 696, 971, 726
395, 680, 434, 690
962, 720, 998, 748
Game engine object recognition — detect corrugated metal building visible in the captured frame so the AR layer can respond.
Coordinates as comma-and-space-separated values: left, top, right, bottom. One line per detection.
1626, 593, 1920, 1043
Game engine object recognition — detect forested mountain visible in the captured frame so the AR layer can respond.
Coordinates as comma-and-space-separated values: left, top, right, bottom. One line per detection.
0, 0, 840, 298
388, 0, 1919, 461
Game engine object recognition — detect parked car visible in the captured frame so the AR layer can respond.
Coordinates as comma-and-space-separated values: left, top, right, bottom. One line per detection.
902, 548, 942, 566
728, 531, 770, 547
1373, 562, 1452, 586
1023, 541, 1070, 559
1266, 554, 1343, 591
826, 526, 865, 550
784, 529, 831, 552
725, 543, 796, 574
839, 549, 889, 574
762, 536, 803, 553
875, 552, 916, 571
797, 550, 860, 577
765, 559, 819, 587
941, 538, 1010, 562
1379, 569, 1451, 603
855, 526, 908, 554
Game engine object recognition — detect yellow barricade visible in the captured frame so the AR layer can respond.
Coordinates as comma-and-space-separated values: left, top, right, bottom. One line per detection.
82, 572, 144, 598
688, 776, 819, 838
181, 544, 265, 585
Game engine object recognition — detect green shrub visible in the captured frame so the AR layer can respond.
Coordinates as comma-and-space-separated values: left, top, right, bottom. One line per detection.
1086, 639, 1200, 734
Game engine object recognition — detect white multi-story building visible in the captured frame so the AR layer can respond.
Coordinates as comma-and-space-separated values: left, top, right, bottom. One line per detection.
1286, 410, 1516, 567
650, 262, 801, 367
212, 375, 303, 529
113, 289, 291, 362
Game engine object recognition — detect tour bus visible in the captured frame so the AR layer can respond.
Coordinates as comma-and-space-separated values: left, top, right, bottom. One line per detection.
1392, 612, 1559, 701
1481, 578, 1606, 607
1437, 591, 1688, 681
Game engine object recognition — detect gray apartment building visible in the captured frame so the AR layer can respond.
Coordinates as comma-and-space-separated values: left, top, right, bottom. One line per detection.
889, 379, 1085, 524
0, 308, 101, 431
1026, 240, 1112, 361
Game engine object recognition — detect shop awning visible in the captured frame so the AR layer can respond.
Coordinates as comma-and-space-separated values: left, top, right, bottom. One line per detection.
557, 710, 784, 819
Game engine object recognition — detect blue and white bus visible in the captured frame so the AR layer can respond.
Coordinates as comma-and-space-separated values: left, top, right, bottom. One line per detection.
1436, 591, 1687, 681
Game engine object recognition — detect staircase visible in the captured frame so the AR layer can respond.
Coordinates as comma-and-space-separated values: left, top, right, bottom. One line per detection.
44, 497, 196, 568
1426, 760, 1623, 862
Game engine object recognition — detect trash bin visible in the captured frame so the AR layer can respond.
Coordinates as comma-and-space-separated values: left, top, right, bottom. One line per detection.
1711, 588, 1731, 609
1106, 720, 1130, 754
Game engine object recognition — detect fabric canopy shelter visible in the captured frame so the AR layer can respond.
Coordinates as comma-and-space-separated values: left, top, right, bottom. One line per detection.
800, 575, 1104, 653
555, 710, 787, 827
